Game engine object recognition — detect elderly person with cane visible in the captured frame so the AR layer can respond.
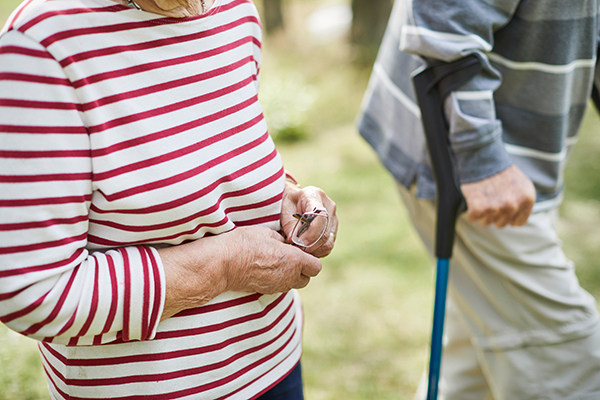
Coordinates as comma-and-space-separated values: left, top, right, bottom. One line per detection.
358, 0, 600, 399
0, 0, 338, 398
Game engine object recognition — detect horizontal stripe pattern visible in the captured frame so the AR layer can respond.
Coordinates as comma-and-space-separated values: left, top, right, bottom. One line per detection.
401, 24, 493, 52
0, 0, 301, 398
488, 52, 596, 74
358, 0, 599, 206
39, 291, 301, 399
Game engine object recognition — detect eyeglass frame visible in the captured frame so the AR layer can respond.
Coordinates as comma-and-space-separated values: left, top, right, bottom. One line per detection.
289, 207, 329, 248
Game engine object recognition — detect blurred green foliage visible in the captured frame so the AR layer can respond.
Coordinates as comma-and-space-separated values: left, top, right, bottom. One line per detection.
259, 70, 316, 142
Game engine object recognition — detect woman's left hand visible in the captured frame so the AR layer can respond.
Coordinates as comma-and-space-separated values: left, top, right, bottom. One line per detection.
281, 179, 338, 258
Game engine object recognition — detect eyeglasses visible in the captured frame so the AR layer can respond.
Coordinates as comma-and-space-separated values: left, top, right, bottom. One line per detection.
290, 207, 329, 248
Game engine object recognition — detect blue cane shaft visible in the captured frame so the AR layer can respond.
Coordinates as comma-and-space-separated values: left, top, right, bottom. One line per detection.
426, 257, 450, 400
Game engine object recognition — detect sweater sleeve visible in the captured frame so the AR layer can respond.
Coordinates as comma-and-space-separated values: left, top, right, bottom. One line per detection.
401, 0, 520, 183
0, 29, 165, 346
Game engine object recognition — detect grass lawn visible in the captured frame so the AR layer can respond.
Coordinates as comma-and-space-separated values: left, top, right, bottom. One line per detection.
1, 1, 600, 399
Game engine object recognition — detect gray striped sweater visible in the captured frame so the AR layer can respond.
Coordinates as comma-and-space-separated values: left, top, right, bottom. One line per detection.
358, 0, 600, 211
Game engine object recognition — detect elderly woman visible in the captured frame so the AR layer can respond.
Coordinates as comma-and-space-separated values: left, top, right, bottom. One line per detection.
0, 0, 338, 398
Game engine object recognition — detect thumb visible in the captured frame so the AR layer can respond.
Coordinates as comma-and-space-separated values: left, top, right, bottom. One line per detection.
299, 253, 322, 278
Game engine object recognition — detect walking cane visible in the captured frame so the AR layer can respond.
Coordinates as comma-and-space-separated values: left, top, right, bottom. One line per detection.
412, 54, 482, 400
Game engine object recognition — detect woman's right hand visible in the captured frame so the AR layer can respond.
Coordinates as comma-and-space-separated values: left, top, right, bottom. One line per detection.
158, 225, 322, 320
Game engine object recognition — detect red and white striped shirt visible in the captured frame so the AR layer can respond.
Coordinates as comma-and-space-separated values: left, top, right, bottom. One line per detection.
0, 0, 303, 398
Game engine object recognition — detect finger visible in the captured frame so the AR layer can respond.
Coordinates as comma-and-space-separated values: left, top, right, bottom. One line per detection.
282, 185, 336, 250
469, 206, 498, 227
509, 203, 534, 226
296, 186, 331, 214
280, 200, 326, 244
493, 217, 510, 229
314, 236, 335, 258
292, 274, 311, 290
307, 216, 338, 258
493, 215, 513, 228
465, 197, 486, 222
280, 218, 296, 244
266, 225, 287, 243
479, 217, 493, 228
493, 204, 519, 229
299, 256, 322, 278
303, 221, 332, 251
466, 207, 488, 225
328, 215, 339, 239
301, 212, 337, 253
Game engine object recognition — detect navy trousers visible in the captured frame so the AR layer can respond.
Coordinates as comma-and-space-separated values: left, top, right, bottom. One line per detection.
257, 363, 304, 400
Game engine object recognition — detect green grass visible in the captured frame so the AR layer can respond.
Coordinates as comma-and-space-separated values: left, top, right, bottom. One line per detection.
2, 0, 600, 399
0, 329, 47, 400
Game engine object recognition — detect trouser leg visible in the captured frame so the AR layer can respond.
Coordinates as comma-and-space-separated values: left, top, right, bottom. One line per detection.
440, 299, 494, 400
398, 184, 600, 400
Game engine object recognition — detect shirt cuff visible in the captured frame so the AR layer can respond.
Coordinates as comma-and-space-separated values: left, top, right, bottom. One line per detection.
454, 134, 513, 184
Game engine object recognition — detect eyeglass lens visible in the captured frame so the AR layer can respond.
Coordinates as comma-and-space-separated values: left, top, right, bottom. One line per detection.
291, 210, 328, 247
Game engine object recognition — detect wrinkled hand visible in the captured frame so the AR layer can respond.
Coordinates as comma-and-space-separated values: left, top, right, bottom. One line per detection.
460, 164, 536, 228
158, 225, 322, 320
221, 225, 322, 294
281, 182, 338, 258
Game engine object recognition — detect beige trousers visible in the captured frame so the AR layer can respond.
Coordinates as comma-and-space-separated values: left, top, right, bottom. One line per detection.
399, 185, 600, 400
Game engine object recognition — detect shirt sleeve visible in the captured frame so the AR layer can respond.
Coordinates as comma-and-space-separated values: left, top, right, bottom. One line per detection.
0, 29, 165, 346
400, 0, 520, 183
